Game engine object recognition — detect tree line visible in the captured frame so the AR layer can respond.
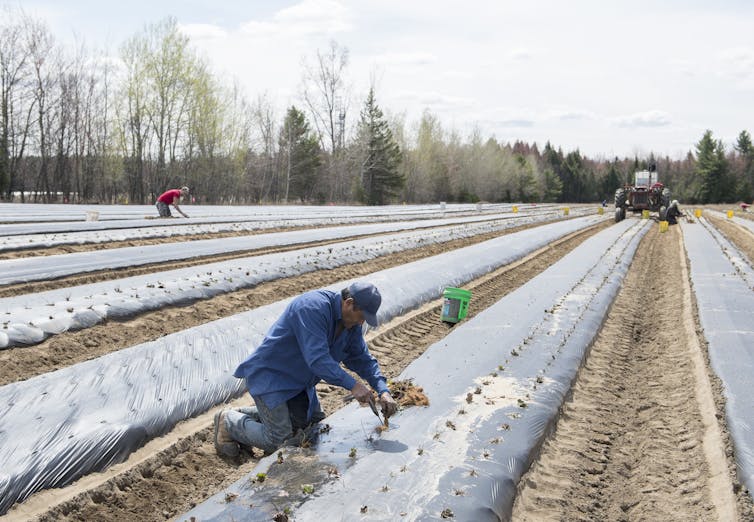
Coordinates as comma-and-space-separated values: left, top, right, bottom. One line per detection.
1, 7, 753, 206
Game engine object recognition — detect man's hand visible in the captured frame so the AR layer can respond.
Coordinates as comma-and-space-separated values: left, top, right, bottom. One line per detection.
378, 391, 398, 418
350, 381, 372, 404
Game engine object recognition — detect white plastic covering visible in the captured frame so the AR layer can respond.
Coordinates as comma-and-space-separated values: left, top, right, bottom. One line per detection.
180, 219, 649, 521
0, 205, 549, 249
0, 212, 604, 349
683, 218, 754, 497
0, 202, 529, 228
0, 215, 605, 514
706, 209, 754, 237
0, 208, 591, 286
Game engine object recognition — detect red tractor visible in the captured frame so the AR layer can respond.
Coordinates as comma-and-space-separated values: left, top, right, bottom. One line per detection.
614, 166, 671, 222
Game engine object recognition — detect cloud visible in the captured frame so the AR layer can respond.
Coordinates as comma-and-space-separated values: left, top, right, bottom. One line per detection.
241, 0, 352, 38
507, 48, 533, 62
613, 110, 671, 128
495, 119, 535, 128
717, 47, 754, 88
394, 90, 474, 109
549, 109, 594, 121
179, 23, 228, 41
373, 52, 437, 66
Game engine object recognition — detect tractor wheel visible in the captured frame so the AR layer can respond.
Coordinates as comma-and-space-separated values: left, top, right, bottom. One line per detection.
615, 188, 627, 208
615, 207, 625, 222
659, 205, 667, 221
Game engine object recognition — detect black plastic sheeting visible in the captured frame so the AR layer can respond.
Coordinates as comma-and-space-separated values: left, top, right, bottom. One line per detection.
683, 218, 754, 498
0, 215, 604, 514
180, 219, 648, 522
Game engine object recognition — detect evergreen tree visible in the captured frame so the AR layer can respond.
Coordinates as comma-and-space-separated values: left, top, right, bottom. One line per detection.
278, 106, 321, 202
735, 130, 754, 201
601, 160, 622, 201
542, 168, 563, 202
695, 130, 729, 203
356, 88, 403, 205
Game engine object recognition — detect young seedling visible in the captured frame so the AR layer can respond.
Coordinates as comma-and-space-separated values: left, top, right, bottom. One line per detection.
349, 447, 357, 458
255, 472, 267, 483
302, 484, 314, 495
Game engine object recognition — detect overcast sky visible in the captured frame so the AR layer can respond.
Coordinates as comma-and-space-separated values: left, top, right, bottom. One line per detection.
12, 0, 754, 159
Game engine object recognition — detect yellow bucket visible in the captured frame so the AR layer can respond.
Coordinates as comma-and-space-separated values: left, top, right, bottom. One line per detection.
563, 207, 570, 216
642, 210, 650, 219
694, 209, 702, 218
512, 205, 518, 213
727, 210, 734, 219
597, 207, 604, 215
659, 221, 669, 233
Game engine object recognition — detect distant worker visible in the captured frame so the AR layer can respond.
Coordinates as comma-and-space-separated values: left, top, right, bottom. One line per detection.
155, 186, 190, 218
666, 199, 682, 224
741, 202, 751, 213
214, 282, 398, 457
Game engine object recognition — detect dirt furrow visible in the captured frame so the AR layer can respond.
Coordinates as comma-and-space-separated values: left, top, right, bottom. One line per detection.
20, 219, 606, 521
706, 214, 754, 264
512, 225, 751, 521
0, 219, 606, 386
0, 219, 554, 298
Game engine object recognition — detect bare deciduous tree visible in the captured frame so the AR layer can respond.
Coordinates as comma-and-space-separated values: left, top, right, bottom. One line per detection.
301, 40, 349, 202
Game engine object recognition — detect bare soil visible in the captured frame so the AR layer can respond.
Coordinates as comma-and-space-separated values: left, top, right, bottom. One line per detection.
3, 217, 753, 521
511, 224, 753, 521
7, 222, 603, 521
707, 214, 754, 264
0, 218, 580, 386
0, 216, 543, 299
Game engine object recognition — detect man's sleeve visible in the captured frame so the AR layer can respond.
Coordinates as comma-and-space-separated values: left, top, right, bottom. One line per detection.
290, 303, 356, 390
342, 337, 389, 396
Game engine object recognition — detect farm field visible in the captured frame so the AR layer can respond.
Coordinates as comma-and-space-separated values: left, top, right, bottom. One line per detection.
1, 203, 753, 521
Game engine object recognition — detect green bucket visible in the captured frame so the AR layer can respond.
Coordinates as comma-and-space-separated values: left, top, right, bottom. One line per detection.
441, 287, 472, 323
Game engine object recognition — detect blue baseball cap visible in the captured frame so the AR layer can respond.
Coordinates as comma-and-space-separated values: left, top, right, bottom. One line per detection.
349, 282, 381, 327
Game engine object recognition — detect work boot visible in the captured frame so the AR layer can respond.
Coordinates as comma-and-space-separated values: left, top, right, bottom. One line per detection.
214, 410, 240, 458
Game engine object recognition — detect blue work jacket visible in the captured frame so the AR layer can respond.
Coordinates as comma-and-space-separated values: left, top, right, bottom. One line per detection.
234, 289, 389, 422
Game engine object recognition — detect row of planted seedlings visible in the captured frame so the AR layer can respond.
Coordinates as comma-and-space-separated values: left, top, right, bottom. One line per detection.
179, 218, 650, 521
682, 217, 754, 497
0, 207, 574, 286
0, 208, 587, 348
0, 215, 608, 514
0, 202, 538, 248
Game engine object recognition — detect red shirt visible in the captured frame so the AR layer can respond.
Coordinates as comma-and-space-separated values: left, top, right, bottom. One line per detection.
157, 189, 182, 204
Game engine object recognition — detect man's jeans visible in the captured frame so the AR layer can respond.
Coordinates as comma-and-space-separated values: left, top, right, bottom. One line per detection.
225, 391, 323, 454
156, 201, 171, 217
